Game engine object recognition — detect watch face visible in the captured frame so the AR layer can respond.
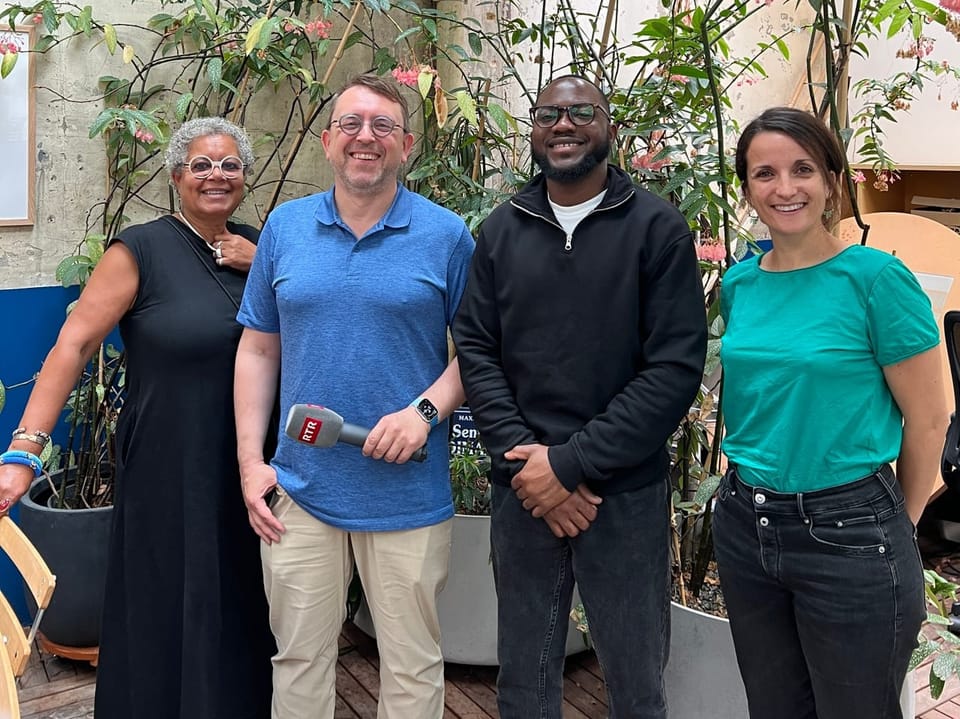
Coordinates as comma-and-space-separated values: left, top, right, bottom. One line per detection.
417, 398, 439, 421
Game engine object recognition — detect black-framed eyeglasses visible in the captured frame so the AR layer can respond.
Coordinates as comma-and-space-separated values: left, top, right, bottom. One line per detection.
529, 103, 609, 128
331, 114, 404, 138
182, 155, 245, 180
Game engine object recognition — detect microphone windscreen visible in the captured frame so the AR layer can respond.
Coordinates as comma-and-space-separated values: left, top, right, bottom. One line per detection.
284, 404, 343, 447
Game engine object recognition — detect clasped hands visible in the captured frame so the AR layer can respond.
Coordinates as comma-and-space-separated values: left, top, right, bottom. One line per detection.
506, 443, 601, 538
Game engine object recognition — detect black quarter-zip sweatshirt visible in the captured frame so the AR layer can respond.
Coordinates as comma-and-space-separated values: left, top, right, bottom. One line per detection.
452, 166, 708, 495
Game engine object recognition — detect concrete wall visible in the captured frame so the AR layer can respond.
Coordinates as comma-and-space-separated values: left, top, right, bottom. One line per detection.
0, 0, 406, 289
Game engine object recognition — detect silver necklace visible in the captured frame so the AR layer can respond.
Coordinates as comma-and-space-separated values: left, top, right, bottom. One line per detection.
175, 212, 217, 251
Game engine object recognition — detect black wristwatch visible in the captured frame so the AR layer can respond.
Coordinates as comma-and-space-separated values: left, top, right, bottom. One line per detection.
411, 397, 439, 427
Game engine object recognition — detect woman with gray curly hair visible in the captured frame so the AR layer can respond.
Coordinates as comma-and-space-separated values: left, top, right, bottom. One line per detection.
0, 116, 273, 718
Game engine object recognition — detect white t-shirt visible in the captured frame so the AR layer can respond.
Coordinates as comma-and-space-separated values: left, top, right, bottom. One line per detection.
549, 190, 606, 236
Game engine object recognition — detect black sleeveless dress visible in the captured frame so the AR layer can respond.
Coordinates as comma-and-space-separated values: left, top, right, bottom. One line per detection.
94, 217, 274, 719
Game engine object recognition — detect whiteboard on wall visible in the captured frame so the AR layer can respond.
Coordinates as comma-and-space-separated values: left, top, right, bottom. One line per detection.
848, 24, 960, 168
0, 28, 34, 226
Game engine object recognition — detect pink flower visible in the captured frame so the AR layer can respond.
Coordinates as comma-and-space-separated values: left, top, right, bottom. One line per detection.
897, 36, 935, 59
390, 65, 440, 90
305, 19, 332, 40
942, 0, 960, 12
631, 150, 671, 172
851, 170, 866, 184
697, 243, 726, 262
134, 128, 155, 144
33, 13, 43, 24
392, 66, 421, 88
0, 43, 18, 55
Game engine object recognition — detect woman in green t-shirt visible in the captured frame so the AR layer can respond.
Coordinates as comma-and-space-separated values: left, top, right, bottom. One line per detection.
714, 106, 947, 719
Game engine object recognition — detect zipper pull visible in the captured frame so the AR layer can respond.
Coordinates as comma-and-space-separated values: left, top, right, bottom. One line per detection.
564, 234, 573, 252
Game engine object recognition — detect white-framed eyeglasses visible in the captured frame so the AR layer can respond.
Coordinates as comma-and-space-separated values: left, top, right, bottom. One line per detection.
331, 114, 404, 138
182, 155, 245, 180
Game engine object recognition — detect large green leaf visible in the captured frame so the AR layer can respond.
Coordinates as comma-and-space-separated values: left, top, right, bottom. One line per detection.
176, 92, 193, 121
245, 16, 268, 55
103, 23, 117, 54
207, 57, 222, 89
0, 52, 17, 79
455, 91, 478, 128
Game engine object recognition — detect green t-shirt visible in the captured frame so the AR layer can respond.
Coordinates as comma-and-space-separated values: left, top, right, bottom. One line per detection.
720, 244, 939, 492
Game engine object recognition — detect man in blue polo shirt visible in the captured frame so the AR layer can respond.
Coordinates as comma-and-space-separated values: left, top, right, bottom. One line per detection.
234, 73, 474, 719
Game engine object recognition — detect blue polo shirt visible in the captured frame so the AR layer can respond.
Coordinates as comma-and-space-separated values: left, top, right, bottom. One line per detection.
238, 184, 475, 531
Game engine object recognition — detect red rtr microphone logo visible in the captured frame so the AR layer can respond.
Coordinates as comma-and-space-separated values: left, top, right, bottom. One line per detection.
298, 417, 322, 445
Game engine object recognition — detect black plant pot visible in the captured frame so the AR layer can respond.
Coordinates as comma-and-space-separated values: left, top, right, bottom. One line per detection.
18, 474, 113, 648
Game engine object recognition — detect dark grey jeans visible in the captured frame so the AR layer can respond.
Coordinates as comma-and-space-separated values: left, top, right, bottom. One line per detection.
713, 465, 924, 719
491, 478, 671, 719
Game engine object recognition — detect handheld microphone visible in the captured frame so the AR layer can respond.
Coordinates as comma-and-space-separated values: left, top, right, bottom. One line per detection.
284, 404, 428, 463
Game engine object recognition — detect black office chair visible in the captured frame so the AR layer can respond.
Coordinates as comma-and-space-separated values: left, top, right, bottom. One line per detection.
920, 310, 960, 553
941, 310, 960, 496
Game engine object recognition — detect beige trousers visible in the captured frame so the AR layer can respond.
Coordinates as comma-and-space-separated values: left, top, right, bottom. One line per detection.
261, 486, 452, 719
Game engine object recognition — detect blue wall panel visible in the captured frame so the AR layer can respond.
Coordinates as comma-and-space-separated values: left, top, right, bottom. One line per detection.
1, 285, 81, 621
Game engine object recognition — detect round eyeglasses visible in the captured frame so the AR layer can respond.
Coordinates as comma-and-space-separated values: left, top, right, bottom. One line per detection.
331, 114, 404, 138
182, 155, 245, 180
529, 103, 609, 128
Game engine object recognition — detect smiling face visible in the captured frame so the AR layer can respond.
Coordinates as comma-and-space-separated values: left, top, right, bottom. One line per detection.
530, 77, 614, 186
742, 131, 838, 243
171, 134, 246, 222
321, 85, 414, 198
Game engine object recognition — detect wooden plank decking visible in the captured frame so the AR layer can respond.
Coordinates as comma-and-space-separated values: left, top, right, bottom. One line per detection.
16, 620, 960, 718
13, 621, 608, 718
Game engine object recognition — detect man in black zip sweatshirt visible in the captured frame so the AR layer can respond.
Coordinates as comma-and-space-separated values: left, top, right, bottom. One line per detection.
452, 75, 707, 718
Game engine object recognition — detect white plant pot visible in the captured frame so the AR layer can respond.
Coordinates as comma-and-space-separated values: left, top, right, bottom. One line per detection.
667, 602, 916, 718
666, 602, 748, 719
353, 513, 589, 665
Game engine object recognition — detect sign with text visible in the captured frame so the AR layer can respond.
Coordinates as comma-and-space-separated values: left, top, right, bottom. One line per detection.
449, 405, 484, 454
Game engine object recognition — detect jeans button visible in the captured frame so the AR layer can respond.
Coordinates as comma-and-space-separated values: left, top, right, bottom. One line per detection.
878, 546, 886, 554
759, 517, 769, 527
754, 493, 766, 505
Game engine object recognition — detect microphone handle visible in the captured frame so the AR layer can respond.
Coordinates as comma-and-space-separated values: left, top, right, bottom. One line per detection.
339, 422, 427, 463
338, 422, 370, 447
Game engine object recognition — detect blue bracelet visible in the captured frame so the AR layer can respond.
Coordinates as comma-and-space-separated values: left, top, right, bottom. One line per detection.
0, 450, 43, 478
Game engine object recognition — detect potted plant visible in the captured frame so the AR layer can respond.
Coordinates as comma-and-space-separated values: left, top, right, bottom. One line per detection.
0, 306, 122, 658
354, 407, 590, 664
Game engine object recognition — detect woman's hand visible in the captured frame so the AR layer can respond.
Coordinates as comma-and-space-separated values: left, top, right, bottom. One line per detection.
213, 231, 256, 272
884, 346, 948, 524
0, 462, 36, 515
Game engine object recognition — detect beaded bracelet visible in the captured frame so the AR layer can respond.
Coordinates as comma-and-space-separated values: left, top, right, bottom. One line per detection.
11, 427, 51, 448
0, 450, 43, 478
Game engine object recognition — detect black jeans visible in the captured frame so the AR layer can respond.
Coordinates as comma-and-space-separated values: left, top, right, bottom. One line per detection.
713, 465, 924, 719
491, 478, 671, 719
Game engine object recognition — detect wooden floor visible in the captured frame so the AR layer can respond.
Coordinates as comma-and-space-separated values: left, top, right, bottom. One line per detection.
14, 622, 608, 719
16, 620, 960, 718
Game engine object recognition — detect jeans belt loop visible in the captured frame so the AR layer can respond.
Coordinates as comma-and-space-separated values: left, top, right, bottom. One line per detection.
874, 463, 899, 505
